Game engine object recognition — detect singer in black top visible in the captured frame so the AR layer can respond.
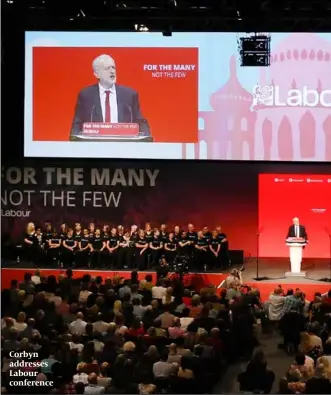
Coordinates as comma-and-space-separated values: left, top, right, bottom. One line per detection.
59, 224, 68, 241
165, 232, 177, 264
100, 228, 111, 268
144, 225, 154, 265
47, 231, 62, 265
209, 230, 221, 269
145, 223, 154, 244
59, 224, 67, 258
35, 228, 44, 249
216, 227, 230, 267
43, 223, 53, 252
62, 228, 77, 268
106, 228, 120, 269
135, 230, 149, 270
117, 232, 136, 269
173, 226, 181, 244
202, 226, 212, 243
195, 231, 209, 271
178, 231, 191, 256
70, 57, 151, 138
35, 227, 46, 264
90, 229, 104, 268
117, 225, 124, 239
149, 230, 163, 268
76, 229, 92, 267
88, 223, 96, 240
156, 257, 169, 283
74, 223, 83, 244
187, 225, 198, 260
23, 222, 42, 266
160, 224, 169, 245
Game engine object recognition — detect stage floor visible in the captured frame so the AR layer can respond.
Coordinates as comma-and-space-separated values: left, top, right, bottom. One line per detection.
242, 257, 331, 283
1, 258, 330, 301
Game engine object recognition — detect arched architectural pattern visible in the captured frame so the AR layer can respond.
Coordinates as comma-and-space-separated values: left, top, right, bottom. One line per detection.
262, 118, 272, 160
199, 140, 207, 159
242, 141, 250, 160
227, 116, 234, 131
323, 115, 331, 161
198, 117, 205, 130
241, 117, 248, 131
278, 116, 293, 161
299, 111, 315, 158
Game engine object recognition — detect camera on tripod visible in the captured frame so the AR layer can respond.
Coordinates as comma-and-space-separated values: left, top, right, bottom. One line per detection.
170, 253, 189, 276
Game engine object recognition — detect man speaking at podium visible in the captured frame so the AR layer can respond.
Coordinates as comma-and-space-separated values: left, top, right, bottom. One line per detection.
286, 217, 308, 241
70, 54, 151, 139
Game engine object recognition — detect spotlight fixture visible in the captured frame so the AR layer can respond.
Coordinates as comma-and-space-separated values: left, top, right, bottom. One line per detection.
134, 23, 149, 32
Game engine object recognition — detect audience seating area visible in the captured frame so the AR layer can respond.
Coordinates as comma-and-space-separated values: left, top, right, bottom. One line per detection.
1, 269, 331, 394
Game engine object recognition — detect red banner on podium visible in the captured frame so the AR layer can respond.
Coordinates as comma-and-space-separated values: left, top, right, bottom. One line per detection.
82, 122, 139, 137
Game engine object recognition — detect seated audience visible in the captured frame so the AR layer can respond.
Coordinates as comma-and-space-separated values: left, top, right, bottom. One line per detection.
3, 222, 331, 395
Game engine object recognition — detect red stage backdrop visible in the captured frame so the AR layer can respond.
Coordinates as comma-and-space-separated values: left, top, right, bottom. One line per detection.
2, 161, 331, 259
259, 174, 331, 258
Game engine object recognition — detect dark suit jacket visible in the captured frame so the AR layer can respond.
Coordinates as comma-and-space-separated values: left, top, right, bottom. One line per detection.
71, 84, 150, 137
286, 224, 308, 241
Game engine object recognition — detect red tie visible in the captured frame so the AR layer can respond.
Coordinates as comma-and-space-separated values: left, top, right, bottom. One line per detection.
105, 90, 111, 123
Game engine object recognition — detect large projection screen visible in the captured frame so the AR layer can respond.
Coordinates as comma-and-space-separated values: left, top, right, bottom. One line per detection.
24, 32, 331, 160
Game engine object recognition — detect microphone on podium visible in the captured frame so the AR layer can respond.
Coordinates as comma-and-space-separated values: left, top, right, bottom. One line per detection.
127, 105, 133, 123
90, 105, 96, 123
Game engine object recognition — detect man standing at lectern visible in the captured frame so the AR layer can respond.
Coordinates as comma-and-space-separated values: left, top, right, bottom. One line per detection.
70, 54, 151, 138
286, 217, 308, 241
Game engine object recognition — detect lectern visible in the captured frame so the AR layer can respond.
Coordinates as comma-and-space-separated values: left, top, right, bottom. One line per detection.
285, 237, 307, 276
70, 122, 154, 142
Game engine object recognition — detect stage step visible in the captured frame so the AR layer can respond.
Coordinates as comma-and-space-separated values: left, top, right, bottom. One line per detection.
285, 271, 306, 278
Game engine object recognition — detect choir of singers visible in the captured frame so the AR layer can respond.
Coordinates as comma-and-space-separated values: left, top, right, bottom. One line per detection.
22, 221, 230, 271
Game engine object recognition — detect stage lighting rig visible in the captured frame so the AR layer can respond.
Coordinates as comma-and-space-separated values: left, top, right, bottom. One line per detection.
238, 33, 271, 67
3, 0, 331, 31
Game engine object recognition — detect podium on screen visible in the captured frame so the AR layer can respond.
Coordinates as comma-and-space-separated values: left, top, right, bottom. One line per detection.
82, 122, 140, 137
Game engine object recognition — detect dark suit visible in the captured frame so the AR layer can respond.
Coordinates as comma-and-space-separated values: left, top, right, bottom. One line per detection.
70, 84, 151, 137
286, 224, 308, 241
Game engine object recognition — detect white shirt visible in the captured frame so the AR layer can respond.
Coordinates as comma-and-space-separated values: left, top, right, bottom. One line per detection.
92, 339, 105, 353
93, 321, 109, 334
295, 225, 300, 237
48, 295, 62, 306
68, 341, 84, 354
162, 295, 175, 305
99, 84, 118, 123
78, 290, 92, 303
84, 384, 105, 394
14, 322, 27, 332
153, 361, 172, 378
31, 275, 41, 285
69, 318, 87, 335
152, 286, 167, 300
180, 317, 194, 330
73, 372, 89, 384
